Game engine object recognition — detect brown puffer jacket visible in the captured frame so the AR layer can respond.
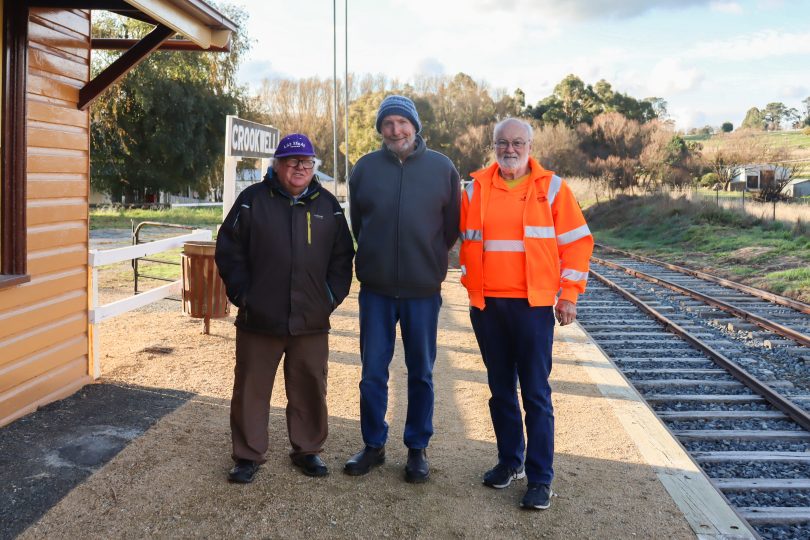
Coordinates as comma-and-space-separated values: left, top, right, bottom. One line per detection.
215, 173, 354, 336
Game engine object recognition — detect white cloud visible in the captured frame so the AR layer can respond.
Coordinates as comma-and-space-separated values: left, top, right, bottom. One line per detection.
237, 60, 284, 88
670, 107, 708, 130
416, 58, 445, 76
782, 85, 809, 99
647, 58, 704, 95
709, 1, 743, 14
469, 0, 711, 20
688, 30, 810, 61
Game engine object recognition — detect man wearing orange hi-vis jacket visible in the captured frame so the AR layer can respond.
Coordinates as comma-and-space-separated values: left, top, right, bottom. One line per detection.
459, 117, 593, 510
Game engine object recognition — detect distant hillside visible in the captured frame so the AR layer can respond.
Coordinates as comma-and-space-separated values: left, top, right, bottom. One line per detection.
688, 129, 809, 155
686, 129, 810, 176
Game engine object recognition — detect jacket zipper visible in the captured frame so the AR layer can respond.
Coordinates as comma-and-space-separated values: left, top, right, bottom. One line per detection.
395, 161, 404, 298
307, 211, 312, 245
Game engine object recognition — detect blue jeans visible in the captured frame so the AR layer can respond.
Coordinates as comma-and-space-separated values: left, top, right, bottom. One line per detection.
358, 288, 441, 449
470, 298, 555, 485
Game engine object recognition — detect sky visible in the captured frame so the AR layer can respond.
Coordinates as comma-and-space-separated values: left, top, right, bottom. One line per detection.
231, 0, 810, 131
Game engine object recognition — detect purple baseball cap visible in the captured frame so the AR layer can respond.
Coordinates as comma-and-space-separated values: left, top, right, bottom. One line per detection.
274, 133, 316, 158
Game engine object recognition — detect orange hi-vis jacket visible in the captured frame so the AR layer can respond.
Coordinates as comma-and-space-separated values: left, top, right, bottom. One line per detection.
459, 157, 594, 310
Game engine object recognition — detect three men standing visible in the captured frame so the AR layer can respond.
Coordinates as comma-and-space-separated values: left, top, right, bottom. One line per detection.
216, 108, 592, 512
345, 95, 461, 482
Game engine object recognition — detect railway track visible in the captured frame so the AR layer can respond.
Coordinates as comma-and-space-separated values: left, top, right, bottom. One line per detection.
579, 248, 810, 540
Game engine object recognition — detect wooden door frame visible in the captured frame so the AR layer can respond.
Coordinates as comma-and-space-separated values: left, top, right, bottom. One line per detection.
0, 0, 29, 288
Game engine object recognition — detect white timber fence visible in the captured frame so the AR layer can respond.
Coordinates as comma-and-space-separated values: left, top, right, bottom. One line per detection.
87, 229, 213, 379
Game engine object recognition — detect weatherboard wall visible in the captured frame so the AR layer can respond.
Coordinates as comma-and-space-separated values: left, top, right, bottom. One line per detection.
0, 8, 91, 427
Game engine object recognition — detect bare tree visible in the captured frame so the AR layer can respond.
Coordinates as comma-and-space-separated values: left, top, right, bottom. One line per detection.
752, 162, 801, 202
454, 124, 493, 179
531, 122, 587, 178
579, 112, 646, 192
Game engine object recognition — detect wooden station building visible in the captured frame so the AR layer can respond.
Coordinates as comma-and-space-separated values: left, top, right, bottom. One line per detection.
0, 0, 235, 427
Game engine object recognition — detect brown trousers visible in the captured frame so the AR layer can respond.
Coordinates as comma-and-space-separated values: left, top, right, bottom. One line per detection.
230, 328, 328, 463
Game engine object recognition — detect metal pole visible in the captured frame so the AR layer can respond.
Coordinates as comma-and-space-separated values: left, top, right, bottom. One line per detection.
344, 0, 350, 198
332, 0, 338, 184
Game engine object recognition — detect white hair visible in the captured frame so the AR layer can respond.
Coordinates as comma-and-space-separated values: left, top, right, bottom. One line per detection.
493, 117, 533, 142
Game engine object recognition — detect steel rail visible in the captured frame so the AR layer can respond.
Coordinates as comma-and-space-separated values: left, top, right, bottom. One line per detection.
594, 242, 810, 315
591, 255, 810, 348
589, 267, 810, 433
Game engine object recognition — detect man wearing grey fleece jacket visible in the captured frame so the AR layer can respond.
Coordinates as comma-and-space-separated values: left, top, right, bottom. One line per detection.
345, 95, 460, 483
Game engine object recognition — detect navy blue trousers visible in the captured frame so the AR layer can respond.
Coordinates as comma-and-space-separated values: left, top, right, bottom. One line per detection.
470, 298, 555, 485
358, 288, 441, 449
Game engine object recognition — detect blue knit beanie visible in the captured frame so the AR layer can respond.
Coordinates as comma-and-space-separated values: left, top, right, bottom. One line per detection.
375, 95, 422, 134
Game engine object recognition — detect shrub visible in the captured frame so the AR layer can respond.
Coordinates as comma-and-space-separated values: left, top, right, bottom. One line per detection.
803, 126, 810, 136
700, 172, 720, 187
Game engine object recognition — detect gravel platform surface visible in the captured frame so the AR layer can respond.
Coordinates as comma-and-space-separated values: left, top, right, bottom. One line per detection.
9, 275, 695, 539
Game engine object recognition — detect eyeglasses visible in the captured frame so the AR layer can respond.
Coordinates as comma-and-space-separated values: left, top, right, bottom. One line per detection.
494, 139, 527, 151
283, 158, 316, 169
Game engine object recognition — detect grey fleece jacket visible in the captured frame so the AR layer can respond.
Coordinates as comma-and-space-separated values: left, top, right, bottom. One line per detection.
349, 135, 460, 298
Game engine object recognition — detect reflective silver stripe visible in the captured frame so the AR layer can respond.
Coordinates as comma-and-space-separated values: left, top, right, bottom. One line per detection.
462, 229, 482, 241
562, 268, 589, 282
548, 175, 562, 205
557, 224, 592, 246
464, 181, 475, 202
461, 264, 467, 276
524, 226, 556, 239
484, 240, 525, 252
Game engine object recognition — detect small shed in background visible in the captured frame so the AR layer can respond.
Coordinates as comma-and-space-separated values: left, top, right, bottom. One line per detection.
728, 164, 792, 192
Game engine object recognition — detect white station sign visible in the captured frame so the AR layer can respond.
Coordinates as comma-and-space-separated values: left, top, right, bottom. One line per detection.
226, 116, 279, 159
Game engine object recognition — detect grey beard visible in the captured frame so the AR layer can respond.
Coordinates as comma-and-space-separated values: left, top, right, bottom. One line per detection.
497, 155, 527, 172
385, 138, 414, 157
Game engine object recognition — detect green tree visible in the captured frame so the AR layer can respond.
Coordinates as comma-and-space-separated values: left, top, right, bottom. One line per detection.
342, 91, 386, 165
525, 76, 662, 128
741, 107, 765, 130
803, 96, 810, 126
552, 74, 597, 127
644, 97, 668, 120
721, 122, 733, 133
762, 102, 798, 131
90, 4, 251, 202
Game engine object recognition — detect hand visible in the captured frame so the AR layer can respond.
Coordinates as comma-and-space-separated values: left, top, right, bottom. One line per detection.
554, 299, 577, 326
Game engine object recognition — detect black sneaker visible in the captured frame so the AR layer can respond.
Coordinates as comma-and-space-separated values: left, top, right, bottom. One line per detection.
521, 483, 551, 510
482, 463, 526, 489
228, 459, 259, 484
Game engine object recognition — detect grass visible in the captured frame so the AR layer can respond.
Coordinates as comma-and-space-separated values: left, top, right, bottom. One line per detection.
765, 267, 810, 298
585, 194, 810, 302
701, 129, 810, 152
90, 206, 223, 230
90, 208, 222, 296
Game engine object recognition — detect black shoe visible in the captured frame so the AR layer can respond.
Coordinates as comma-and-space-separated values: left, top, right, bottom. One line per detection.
521, 483, 552, 510
292, 454, 329, 477
344, 446, 385, 476
483, 462, 526, 489
228, 459, 259, 483
404, 448, 429, 483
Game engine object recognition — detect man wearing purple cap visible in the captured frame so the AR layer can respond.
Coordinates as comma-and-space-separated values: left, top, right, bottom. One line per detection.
345, 95, 460, 482
216, 133, 354, 483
